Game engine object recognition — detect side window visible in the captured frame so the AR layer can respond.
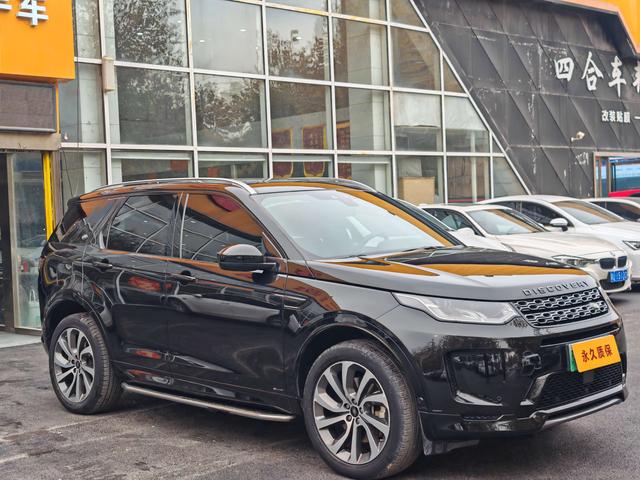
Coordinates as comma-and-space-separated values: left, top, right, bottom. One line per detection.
176, 193, 266, 262
606, 202, 640, 221
107, 195, 175, 256
519, 202, 558, 226
500, 201, 519, 210
53, 198, 117, 245
428, 209, 450, 224
448, 212, 475, 231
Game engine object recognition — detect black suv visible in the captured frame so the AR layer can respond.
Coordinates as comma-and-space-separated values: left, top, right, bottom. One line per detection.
39, 178, 627, 479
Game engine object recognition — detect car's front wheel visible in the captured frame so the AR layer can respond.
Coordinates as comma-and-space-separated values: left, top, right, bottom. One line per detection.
302, 340, 421, 479
49, 313, 122, 414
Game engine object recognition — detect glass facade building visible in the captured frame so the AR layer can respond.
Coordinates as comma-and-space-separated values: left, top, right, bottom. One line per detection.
59, 0, 527, 208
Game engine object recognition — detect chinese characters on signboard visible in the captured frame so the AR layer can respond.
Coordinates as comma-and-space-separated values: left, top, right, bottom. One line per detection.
0, 0, 48, 26
555, 52, 640, 124
555, 52, 640, 98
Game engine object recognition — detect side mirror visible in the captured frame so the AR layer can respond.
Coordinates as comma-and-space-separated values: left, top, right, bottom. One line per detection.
456, 227, 477, 237
218, 244, 276, 272
549, 218, 569, 231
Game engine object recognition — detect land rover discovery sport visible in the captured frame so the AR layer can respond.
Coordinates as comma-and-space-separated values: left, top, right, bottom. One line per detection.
39, 178, 627, 479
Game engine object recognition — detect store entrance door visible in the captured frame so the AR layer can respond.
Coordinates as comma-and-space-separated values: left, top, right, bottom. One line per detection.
0, 151, 48, 331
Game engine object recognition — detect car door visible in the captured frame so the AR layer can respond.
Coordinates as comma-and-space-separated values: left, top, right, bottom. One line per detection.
163, 190, 287, 406
82, 193, 177, 375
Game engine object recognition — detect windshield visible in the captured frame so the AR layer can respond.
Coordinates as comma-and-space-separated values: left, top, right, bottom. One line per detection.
468, 209, 545, 235
256, 189, 453, 259
554, 200, 623, 225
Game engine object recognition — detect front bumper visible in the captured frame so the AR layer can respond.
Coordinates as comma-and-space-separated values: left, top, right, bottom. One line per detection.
420, 384, 626, 440
376, 304, 627, 442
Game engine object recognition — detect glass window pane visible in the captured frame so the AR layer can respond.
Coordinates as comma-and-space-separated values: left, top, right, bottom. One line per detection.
270, 82, 333, 150
105, 0, 187, 66
390, 0, 422, 26
338, 156, 391, 194
111, 151, 193, 183
178, 193, 266, 262
59, 64, 105, 143
199, 153, 267, 180
396, 156, 444, 204
110, 68, 192, 145
195, 75, 266, 148
493, 157, 527, 197
445, 97, 489, 152
443, 60, 464, 93
332, 0, 385, 20
10, 153, 45, 328
392, 28, 440, 90
60, 150, 107, 206
107, 195, 175, 256
333, 19, 388, 86
447, 156, 490, 203
276, 0, 327, 10
267, 9, 329, 81
273, 154, 334, 178
335, 88, 390, 151
74, 0, 101, 58
191, 0, 263, 74
394, 93, 442, 151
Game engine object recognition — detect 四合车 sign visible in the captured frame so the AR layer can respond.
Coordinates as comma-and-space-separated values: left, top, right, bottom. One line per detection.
0, 0, 74, 81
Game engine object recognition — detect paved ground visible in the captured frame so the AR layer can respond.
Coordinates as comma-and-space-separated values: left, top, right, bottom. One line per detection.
0, 332, 40, 349
0, 293, 638, 480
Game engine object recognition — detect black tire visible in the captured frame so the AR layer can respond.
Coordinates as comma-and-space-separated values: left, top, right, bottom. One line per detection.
49, 313, 122, 414
302, 340, 421, 479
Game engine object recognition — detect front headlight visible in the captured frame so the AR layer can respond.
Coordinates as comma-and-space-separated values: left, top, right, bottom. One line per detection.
552, 255, 596, 268
393, 293, 518, 325
623, 241, 640, 250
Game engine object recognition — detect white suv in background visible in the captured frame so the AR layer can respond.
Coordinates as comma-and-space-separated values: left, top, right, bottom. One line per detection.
423, 203, 631, 293
483, 195, 640, 285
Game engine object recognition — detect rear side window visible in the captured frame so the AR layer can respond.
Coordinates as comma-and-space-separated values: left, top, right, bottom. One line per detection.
107, 195, 175, 256
176, 193, 265, 262
52, 198, 117, 244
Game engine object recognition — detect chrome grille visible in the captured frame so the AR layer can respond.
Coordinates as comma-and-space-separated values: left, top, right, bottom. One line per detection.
618, 256, 628, 268
514, 288, 609, 327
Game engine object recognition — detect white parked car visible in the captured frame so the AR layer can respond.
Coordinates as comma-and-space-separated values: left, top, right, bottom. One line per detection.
588, 198, 640, 222
482, 195, 640, 285
423, 203, 631, 293
398, 200, 511, 251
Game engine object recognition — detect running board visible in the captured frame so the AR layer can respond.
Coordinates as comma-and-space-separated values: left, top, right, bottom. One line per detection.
122, 383, 296, 423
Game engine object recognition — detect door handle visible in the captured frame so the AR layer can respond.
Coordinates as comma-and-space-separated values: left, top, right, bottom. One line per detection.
171, 271, 197, 283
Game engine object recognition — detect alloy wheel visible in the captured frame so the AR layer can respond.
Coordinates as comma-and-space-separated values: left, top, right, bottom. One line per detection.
313, 361, 390, 465
53, 328, 95, 403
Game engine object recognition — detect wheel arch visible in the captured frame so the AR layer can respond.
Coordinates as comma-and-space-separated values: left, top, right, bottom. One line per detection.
295, 321, 425, 403
43, 294, 103, 350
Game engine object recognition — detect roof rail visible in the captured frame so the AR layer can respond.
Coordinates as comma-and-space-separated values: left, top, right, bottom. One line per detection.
252, 177, 375, 192
93, 177, 256, 195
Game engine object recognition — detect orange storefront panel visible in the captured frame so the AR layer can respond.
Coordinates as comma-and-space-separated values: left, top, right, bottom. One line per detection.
0, 0, 74, 81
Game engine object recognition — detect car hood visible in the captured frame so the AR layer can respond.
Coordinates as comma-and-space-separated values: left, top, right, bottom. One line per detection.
495, 232, 619, 258
305, 247, 595, 301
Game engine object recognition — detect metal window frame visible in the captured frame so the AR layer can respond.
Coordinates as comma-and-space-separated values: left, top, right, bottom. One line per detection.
61, 0, 529, 203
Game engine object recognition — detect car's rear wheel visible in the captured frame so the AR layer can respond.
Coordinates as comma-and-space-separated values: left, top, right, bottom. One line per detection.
49, 313, 122, 414
302, 340, 421, 479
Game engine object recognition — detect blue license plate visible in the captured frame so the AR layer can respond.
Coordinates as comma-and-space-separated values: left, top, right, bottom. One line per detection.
609, 269, 628, 283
